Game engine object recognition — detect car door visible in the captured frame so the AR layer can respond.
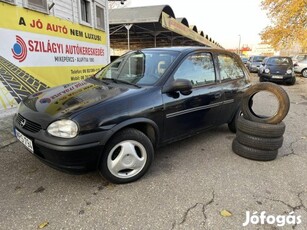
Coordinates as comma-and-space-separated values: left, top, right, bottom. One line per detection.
161, 51, 223, 143
215, 53, 250, 125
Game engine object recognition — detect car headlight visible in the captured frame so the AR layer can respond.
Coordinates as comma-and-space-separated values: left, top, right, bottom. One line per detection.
264, 68, 270, 74
47, 120, 78, 138
286, 69, 292, 74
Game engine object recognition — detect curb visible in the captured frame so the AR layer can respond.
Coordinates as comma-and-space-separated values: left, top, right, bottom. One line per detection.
0, 112, 17, 148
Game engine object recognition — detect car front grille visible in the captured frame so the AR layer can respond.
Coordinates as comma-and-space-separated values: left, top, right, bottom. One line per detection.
16, 113, 42, 133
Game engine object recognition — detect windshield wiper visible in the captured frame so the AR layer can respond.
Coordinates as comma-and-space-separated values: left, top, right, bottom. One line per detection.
103, 78, 141, 88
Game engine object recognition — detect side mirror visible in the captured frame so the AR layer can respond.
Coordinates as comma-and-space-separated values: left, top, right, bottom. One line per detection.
162, 78, 192, 94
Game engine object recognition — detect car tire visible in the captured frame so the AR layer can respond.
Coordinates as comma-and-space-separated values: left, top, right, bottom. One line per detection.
241, 82, 290, 124
99, 128, 154, 184
237, 116, 285, 138
287, 77, 296, 85
228, 109, 241, 133
302, 69, 307, 78
232, 138, 278, 161
236, 130, 283, 150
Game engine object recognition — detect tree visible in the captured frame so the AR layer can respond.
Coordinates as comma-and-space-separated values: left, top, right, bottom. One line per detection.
260, 0, 307, 52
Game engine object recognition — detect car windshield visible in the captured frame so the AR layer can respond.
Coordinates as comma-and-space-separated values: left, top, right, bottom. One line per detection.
94, 50, 179, 86
267, 57, 292, 65
253, 56, 266, 62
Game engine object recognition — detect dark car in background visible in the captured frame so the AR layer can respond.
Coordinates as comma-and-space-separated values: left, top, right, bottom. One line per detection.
258, 56, 296, 85
246, 55, 267, 72
13, 47, 251, 184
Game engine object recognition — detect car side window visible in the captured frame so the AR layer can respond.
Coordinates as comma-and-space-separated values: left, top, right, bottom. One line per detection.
173, 53, 215, 87
218, 55, 245, 81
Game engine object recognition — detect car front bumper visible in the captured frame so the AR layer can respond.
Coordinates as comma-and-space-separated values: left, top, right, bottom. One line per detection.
259, 74, 294, 83
249, 66, 259, 72
13, 115, 112, 173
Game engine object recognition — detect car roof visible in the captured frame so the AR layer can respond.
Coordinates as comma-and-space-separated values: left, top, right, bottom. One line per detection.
141, 46, 211, 51
268, 56, 291, 59
139, 46, 236, 57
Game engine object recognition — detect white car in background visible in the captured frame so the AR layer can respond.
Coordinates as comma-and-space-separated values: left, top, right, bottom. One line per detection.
294, 59, 307, 78
292, 54, 307, 63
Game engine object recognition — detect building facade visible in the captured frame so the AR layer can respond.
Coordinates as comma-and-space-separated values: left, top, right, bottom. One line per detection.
0, 0, 109, 111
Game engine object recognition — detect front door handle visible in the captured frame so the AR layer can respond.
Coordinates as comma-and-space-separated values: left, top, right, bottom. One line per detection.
214, 93, 222, 99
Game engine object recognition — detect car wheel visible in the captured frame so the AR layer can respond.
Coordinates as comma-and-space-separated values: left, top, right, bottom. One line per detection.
99, 128, 154, 184
236, 130, 283, 150
241, 82, 290, 124
232, 138, 278, 161
302, 69, 307, 78
228, 109, 241, 133
287, 77, 296, 85
237, 116, 285, 138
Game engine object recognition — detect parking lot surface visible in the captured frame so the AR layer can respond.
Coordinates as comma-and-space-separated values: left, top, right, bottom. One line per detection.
0, 75, 306, 230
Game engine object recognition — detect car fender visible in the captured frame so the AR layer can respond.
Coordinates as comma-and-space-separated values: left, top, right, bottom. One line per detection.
100, 117, 160, 146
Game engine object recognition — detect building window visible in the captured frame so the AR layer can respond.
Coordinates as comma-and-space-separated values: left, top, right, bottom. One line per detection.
80, 0, 91, 24
1, 0, 15, 4
95, 4, 105, 30
25, 0, 48, 13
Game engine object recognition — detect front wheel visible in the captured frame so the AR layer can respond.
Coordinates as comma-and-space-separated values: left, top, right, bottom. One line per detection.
99, 128, 154, 184
302, 69, 307, 78
287, 77, 296, 85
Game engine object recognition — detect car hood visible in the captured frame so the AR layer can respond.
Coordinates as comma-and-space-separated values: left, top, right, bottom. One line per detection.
20, 78, 138, 125
267, 65, 291, 74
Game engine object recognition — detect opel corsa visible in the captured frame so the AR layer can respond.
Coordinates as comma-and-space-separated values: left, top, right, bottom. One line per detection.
13, 47, 251, 183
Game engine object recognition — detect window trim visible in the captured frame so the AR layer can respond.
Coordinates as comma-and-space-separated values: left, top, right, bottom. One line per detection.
23, 0, 49, 14
79, 0, 92, 27
0, 0, 16, 5
94, 2, 106, 31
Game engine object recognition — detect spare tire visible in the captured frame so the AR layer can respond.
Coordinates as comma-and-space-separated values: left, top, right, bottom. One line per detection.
232, 138, 278, 161
236, 130, 283, 150
241, 82, 290, 124
237, 116, 285, 138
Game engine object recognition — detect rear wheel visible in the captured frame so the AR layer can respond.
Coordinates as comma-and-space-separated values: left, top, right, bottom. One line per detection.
99, 128, 154, 184
228, 109, 241, 133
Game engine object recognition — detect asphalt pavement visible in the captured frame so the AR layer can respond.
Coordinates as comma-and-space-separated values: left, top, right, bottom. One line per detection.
0, 107, 16, 149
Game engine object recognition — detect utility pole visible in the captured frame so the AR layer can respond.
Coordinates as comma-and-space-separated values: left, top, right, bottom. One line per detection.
238, 35, 241, 56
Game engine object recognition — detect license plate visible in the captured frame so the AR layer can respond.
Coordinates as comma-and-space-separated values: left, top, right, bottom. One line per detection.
272, 75, 283, 79
15, 129, 34, 153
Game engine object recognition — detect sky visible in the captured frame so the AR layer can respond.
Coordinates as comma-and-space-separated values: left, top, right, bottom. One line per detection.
114, 0, 271, 49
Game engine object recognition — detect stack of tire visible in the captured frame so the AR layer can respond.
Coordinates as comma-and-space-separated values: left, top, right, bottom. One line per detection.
232, 82, 290, 161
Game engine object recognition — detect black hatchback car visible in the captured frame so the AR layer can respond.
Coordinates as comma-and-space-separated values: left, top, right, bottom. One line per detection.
258, 56, 296, 85
13, 47, 250, 183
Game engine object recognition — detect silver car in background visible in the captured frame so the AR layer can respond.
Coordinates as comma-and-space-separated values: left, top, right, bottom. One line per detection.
246, 55, 267, 73
294, 59, 307, 78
